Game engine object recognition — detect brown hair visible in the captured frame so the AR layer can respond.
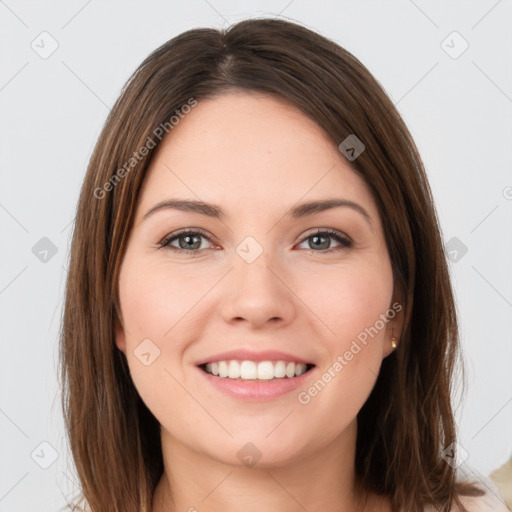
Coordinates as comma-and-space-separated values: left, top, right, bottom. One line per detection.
59, 17, 484, 512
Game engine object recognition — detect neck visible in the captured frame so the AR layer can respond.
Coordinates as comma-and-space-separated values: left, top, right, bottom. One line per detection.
151, 419, 384, 512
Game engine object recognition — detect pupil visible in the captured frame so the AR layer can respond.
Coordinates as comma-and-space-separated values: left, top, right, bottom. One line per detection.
180, 235, 200, 250
311, 234, 329, 250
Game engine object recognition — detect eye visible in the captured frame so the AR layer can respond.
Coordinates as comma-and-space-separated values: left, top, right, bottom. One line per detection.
158, 229, 215, 256
297, 229, 353, 252
158, 228, 353, 256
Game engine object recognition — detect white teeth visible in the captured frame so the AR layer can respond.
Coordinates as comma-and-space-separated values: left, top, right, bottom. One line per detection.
228, 360, 241, 379
218, 361, 228, 378
274, 361, 286, 378
240, 361, 257, 379
202, 360, 311, 380
257, 361, 274, 380
295, 363, 307, 376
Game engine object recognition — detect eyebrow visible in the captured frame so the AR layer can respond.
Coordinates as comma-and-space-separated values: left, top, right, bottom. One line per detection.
142, 198, 373, 227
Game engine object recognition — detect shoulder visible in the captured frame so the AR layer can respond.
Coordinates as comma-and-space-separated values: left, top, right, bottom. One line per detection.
450, 466, 510, 512
453, 493, 510, 512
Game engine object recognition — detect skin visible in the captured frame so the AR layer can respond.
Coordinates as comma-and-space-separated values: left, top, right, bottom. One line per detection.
115, 91, 404, 512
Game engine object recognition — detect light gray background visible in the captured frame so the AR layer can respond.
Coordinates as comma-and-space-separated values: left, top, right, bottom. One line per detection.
1, 1, 511, 511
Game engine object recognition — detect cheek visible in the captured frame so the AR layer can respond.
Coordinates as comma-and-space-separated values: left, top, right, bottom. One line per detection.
294, 259, 393, 411
117, 258, 220, 403
117, 260, 193, 423
119, 259, 205, 342
300, 259, 393, 345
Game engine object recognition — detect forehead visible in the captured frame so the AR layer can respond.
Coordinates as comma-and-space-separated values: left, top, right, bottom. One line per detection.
137, 91, 379, 223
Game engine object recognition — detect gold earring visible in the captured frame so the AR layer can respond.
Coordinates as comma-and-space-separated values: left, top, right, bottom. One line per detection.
391, 336, 398, 350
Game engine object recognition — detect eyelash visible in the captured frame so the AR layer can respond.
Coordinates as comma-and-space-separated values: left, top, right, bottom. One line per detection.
157, 228, 353, 256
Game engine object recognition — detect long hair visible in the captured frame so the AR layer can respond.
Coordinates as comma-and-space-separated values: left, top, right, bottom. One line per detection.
59, 17, 484, 512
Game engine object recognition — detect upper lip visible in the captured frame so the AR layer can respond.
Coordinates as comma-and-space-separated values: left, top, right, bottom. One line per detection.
195, 349, 315, 366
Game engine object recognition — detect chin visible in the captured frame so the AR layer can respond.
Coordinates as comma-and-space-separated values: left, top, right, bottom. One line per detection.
206, 431, 312, 469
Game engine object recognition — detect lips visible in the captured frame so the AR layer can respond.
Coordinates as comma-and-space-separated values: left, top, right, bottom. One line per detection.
197, 359, 317, 401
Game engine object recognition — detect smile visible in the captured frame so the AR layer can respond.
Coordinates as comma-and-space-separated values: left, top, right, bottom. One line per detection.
197, 360, 316, 401
200, 360, 315, 380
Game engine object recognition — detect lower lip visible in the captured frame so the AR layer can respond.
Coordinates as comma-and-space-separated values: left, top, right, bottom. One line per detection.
197, 366, 315, 401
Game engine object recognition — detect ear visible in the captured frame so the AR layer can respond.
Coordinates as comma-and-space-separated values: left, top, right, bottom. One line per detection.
115, 315, 127, 354
382, 290, 410, 358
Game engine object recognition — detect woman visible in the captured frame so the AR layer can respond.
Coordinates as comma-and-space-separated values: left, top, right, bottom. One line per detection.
59, 17, 506, 512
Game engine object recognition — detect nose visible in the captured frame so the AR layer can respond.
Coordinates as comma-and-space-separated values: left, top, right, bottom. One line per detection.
220, 252, 297, 329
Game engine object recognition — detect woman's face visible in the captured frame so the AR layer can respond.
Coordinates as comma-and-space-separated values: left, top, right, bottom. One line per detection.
116, 91, 402, 467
